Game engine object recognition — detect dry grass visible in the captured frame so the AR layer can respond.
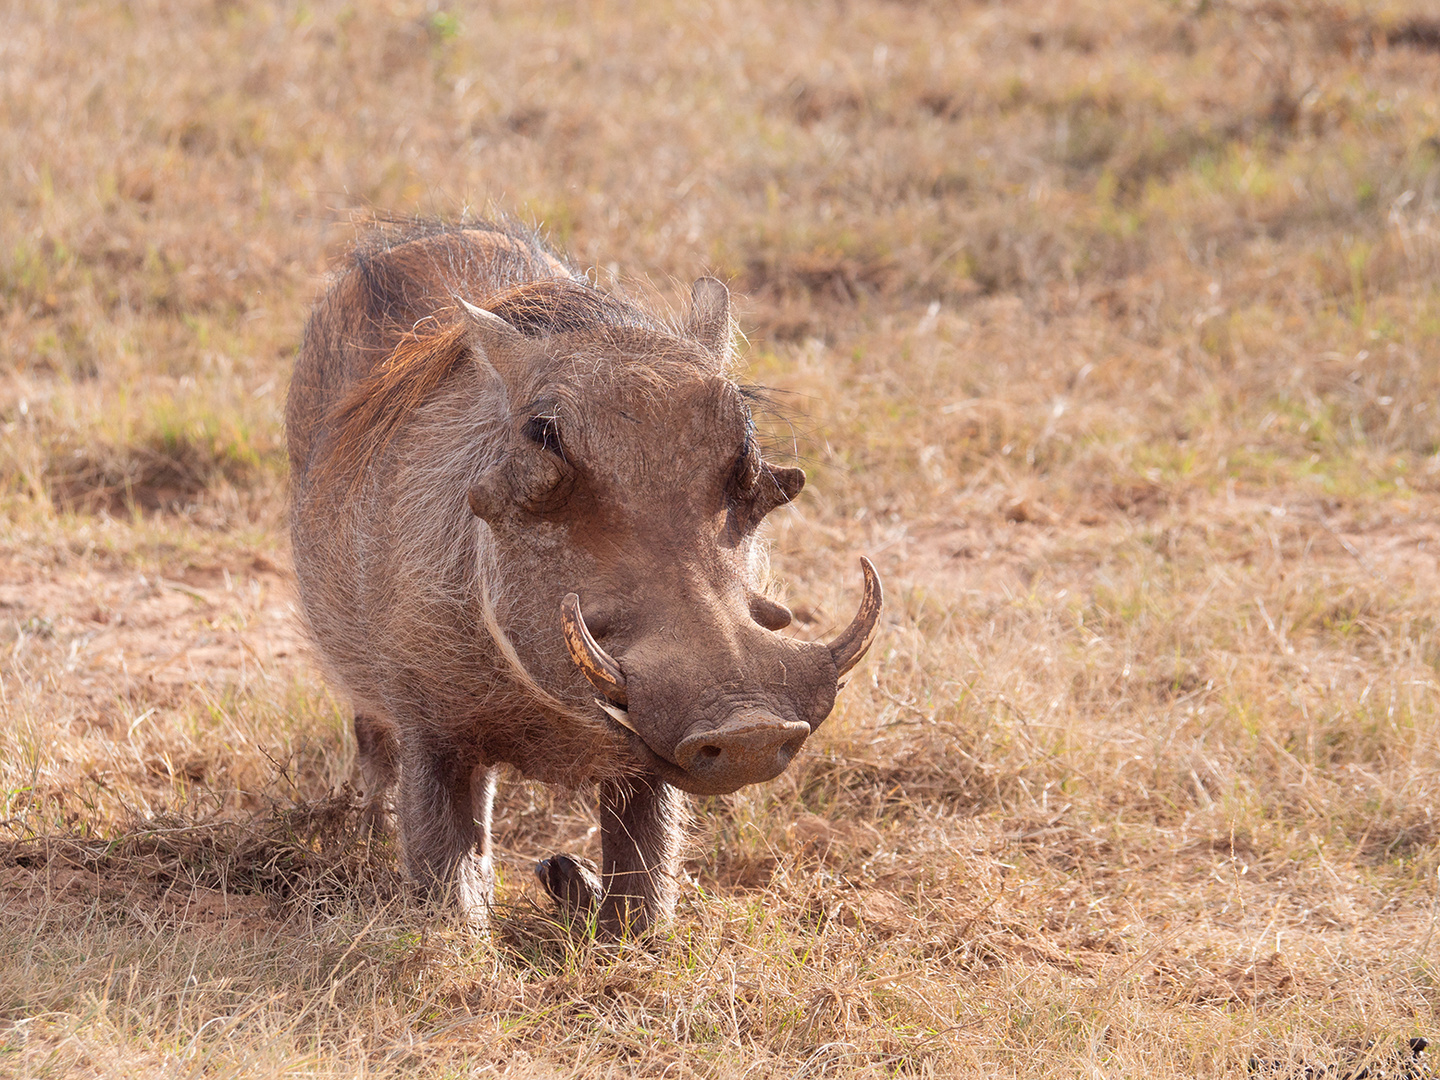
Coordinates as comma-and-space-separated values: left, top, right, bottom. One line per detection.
2, 0, 1439, 1075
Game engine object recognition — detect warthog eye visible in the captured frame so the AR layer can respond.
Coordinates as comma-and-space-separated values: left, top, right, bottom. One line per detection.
522, 414, 564, 457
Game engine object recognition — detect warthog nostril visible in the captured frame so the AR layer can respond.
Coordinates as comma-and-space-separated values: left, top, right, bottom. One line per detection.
673, 716, 812, 791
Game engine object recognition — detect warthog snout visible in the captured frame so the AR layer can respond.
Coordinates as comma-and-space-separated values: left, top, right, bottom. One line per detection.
560, 557, 883, 796
673, 713, 812, 793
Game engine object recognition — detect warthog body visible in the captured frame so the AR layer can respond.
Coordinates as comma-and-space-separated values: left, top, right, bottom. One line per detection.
287, 221, 880, 932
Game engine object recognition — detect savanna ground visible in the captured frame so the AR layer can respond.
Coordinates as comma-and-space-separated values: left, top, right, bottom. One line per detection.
2, 0, 1439, 1075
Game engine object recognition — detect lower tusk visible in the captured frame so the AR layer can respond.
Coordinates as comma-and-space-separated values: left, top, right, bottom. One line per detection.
595, 697, 638, 734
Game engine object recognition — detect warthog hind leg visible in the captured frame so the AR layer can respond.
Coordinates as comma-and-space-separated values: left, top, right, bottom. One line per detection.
537, 774, 682, 936
353, 713, 399, 831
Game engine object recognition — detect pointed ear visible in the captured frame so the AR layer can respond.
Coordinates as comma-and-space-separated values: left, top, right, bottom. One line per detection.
458, 296, 524, 355
458, 297, 531, 395
684, 277, 732, 358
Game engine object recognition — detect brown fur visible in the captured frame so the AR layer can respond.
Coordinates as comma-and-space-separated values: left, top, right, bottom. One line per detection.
321, 276, 674, 490
288, 220, 845, 935
321, 320, 474, 490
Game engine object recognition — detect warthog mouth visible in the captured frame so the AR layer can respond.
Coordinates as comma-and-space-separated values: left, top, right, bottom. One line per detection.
591, 695, 813, 796
590, 696, 703, 786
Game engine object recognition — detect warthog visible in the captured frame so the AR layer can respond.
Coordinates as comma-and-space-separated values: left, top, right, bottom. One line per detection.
286, 221, 881, 933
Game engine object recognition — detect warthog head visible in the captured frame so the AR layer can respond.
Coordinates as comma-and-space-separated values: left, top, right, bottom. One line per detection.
461, 279, 881, 796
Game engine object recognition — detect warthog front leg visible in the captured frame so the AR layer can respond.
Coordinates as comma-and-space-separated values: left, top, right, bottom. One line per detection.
397, 740, 496, 922
536, 775, 683, 936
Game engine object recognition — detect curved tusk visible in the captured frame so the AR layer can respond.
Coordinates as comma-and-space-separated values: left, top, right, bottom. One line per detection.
594, 697, 638, 734
827, 556, 884, 680
561, 593, 628, 706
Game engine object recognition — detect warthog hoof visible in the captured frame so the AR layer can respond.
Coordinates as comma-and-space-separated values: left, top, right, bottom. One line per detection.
536, 853, 602, 923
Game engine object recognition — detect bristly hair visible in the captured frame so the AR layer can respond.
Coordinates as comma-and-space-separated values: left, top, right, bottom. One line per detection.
486, 278, 659, 338
318, 224, 696, 489
322, 319, 475, 491
739, 383, 811, 470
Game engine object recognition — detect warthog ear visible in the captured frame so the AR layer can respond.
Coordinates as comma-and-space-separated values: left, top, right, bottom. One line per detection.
685, 277, 732, 360
458, 296, 524, 363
